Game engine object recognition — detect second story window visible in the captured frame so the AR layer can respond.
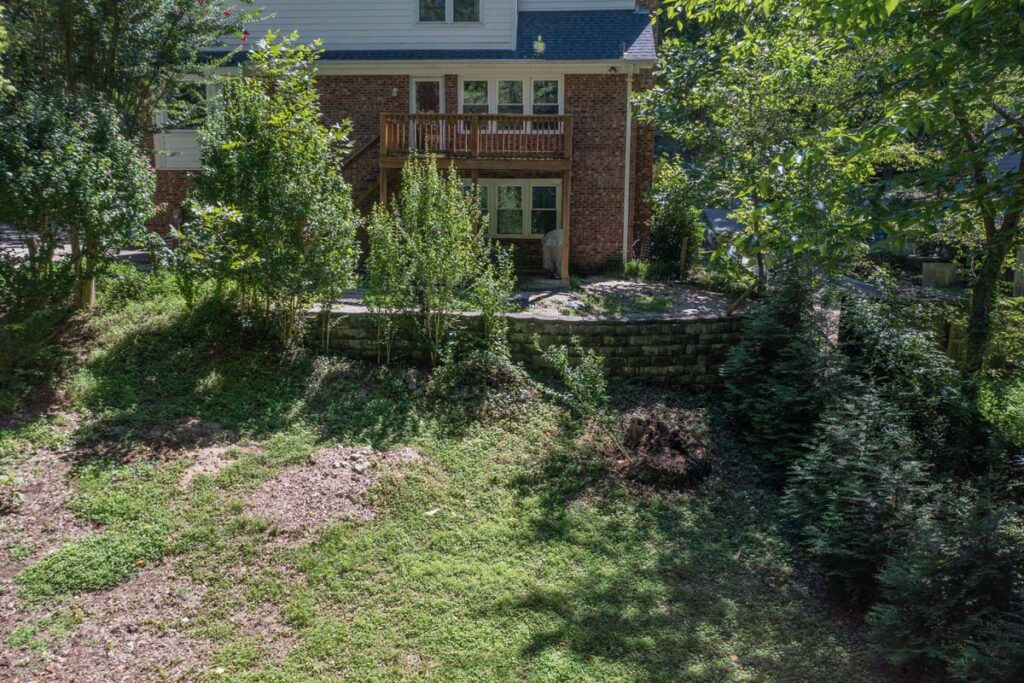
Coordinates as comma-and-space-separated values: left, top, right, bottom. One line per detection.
453, 0, 479, 22
419, 0, 479, 23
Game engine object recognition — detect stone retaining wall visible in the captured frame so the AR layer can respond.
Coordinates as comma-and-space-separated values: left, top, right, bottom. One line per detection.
318, 309, 747, 387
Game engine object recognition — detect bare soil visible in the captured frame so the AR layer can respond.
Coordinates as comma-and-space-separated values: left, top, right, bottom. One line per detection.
246, 445, 421, 538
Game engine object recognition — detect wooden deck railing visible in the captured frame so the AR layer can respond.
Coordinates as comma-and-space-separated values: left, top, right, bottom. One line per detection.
380, 113, 572, 160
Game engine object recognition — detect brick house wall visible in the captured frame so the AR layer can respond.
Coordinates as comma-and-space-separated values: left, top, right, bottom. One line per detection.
564, 71, 655, 270
147, 70, 655, 271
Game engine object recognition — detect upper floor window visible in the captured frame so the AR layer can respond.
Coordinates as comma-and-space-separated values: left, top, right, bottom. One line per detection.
459, 77, 562, 116
419, 0, 479, 23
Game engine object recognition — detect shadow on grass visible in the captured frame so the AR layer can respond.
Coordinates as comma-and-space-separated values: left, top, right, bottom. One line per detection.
70, 297, 422, 459
508, 388, 887, 682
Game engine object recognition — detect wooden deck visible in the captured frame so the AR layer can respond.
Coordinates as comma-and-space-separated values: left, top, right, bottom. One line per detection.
379, 113, 571, 170
377, 112, 573, 282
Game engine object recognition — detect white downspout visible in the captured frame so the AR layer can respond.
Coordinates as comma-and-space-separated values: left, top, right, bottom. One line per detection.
621, 66, 634, 264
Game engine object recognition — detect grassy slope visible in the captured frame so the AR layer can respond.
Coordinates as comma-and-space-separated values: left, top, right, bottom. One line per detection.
5, 285, 889, 681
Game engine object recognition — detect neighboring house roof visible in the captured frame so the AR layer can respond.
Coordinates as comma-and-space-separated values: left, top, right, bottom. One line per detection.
215, 11, 655, 63
997, 151, 1022, 176
701, 208, 744, 237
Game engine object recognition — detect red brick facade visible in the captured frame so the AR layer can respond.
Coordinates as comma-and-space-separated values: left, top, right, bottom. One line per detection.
149, 71, 655, 271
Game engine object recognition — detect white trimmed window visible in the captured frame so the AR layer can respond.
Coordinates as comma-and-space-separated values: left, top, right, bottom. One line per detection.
153, 81, 220, 171
458, 76, 563, 117
464, 179, 562, 239
419, 0, 479, 23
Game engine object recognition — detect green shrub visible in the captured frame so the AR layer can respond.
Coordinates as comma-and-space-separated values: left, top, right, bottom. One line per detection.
868, 494, 1024, 680
783, 388, 933, 601
623, 259, 650, 281
0, 306, 68, 415
536, 335, 608, 418
178, 32, 359, 347
16, 524, 170, 600
839, 294, 972, 467
720, 267, 833, 470
981, 299, 1024, 446
0, 468, 24, 513
97, 261, 177, 309
431, 346, 537, 421
365, 157, 514, 365
647, 163, 705, 278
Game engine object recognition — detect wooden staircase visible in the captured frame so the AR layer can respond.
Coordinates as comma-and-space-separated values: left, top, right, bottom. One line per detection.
341, 135, 381, 214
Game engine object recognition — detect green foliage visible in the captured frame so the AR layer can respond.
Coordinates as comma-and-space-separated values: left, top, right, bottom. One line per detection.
0, 306, 69, 415
3, 0, 255, 137
16, 524, 170, 600
647, 162, 705, 277
536, 335, 608, 418
179, 32, 359, 347
0, 4, 10, 96
783, 389, 933, 601
622, 259, 650, 281
97, 261, 178, 310
868, 494, 1024, 680
365, 157, 514, 365
430, 346, 538, 422
8, 609, 84, 655
839, 294, 971, 463
0, 468, 24, 513
0, 90, 155, 311
656, 0, 1024, 375
720, 267, 833, 469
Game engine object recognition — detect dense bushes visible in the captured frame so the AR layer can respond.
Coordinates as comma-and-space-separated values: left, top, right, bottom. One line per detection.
365, 157, 514, 365
868, 495, 1024, 679
783, 389, 932, 601
839, 293, 972, 467
176, 33, 359, 347
726, 268, 1024, 680
647, 163, 705, 278
720, 267, 832, 469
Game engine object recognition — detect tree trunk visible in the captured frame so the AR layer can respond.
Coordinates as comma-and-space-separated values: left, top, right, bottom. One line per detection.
963, 221, 1018, 378
679, 235, 690, 278
72, 229, 96, 309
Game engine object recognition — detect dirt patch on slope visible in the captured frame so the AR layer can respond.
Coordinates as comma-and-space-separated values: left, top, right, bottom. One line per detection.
1, 563, 212, 682
246, 445, 421, 537
0, 447, 93, 586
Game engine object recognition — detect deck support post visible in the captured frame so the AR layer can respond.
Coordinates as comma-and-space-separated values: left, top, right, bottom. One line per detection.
379, 166, 388, 205
561, 169, 571, 284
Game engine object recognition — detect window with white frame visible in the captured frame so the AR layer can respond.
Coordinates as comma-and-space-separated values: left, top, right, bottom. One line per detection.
464, 179, 562, 238
419, 0, 479, 23
458, 77, 562, 117
462, 80, 489, 114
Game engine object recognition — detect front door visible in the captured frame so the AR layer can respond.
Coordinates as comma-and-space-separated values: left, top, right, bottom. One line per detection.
410, 78, 444, 151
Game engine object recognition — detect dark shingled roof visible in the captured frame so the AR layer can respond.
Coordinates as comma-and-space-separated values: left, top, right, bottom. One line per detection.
216, 11, 656, 63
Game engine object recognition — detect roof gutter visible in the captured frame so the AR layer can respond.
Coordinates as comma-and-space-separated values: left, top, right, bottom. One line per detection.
621, 64, 634, 265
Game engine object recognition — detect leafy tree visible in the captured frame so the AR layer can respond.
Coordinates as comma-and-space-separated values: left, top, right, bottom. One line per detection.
784, 388, 933, 601
3, 0, 256, 137
638, 5, 891, 282
365, 156, 514, 366
178, 32, 359, 347
0, 92, 155, 309
0, 4, 10, 96
657, 0, 1024, 378
647, 162, 705, 277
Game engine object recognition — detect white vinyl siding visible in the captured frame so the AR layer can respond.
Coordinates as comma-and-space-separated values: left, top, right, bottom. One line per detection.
153, 130, 201, 170
152, 83, 220, 171
242, 0, 516, 51
518, 0, 636, 10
